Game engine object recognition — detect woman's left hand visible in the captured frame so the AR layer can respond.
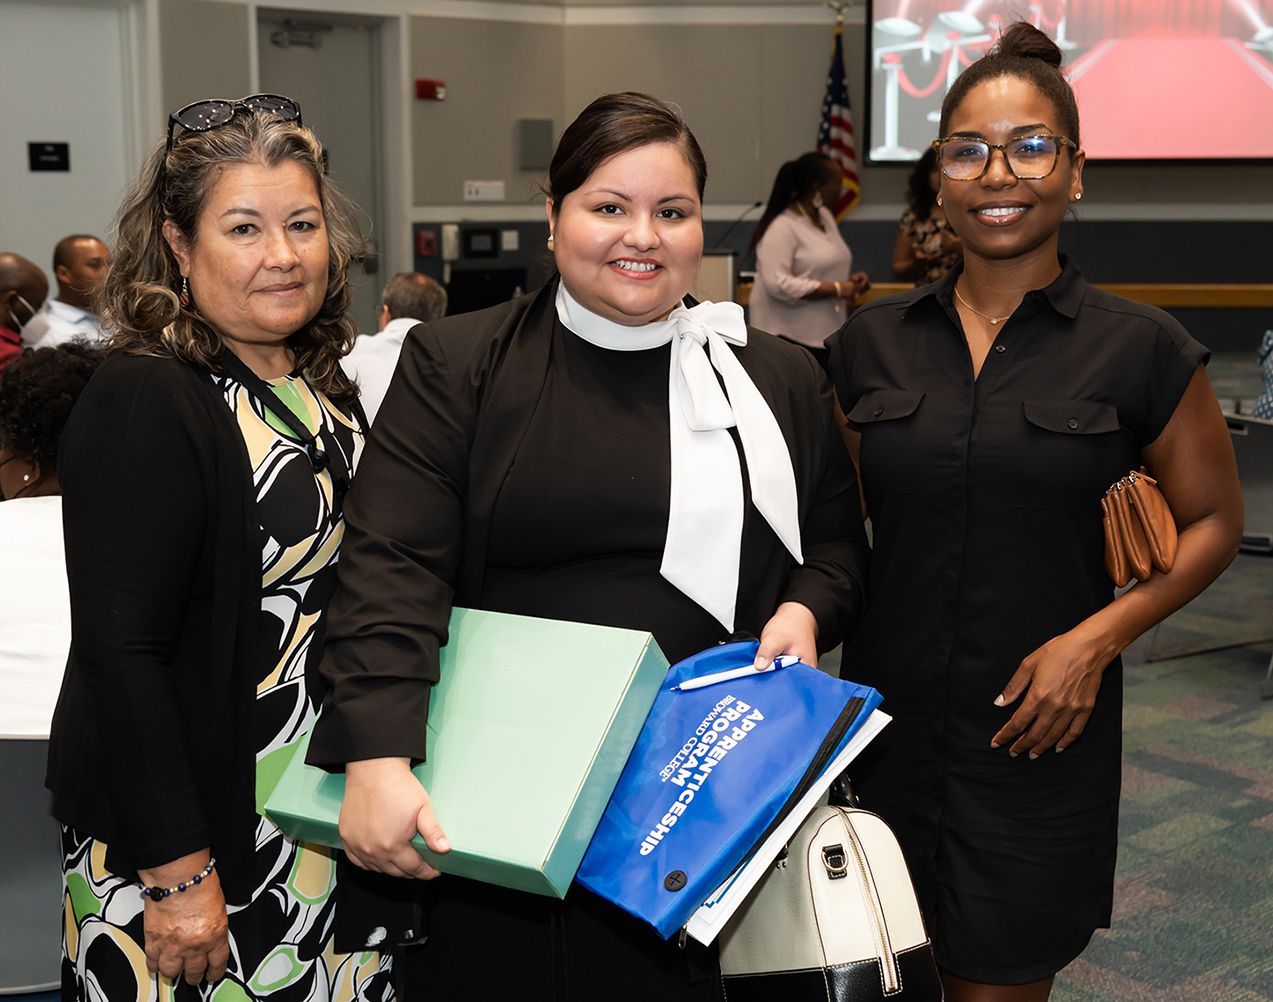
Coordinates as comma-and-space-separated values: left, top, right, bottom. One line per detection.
990, 627, 1113, 758
754, 601, 819, 670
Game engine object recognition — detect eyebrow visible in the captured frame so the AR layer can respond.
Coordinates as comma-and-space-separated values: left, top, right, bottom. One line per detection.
947, 123, 1054, 139
219, 204, 321, 220
585, 187, 696, 205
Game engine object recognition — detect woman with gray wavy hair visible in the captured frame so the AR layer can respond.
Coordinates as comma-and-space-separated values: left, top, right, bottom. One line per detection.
46, 95, 396, 1001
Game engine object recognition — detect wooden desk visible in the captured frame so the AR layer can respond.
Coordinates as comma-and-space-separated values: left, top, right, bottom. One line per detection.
737, 281, 1273, 309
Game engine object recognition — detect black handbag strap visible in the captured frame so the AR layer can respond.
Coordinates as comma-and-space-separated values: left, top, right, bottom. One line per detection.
216, 350, 354, 504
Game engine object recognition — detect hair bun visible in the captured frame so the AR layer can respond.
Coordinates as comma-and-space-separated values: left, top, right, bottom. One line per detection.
994, 21, 1063, 68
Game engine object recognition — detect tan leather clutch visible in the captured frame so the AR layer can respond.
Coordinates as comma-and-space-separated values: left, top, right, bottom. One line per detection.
1101, 468, 1178, 588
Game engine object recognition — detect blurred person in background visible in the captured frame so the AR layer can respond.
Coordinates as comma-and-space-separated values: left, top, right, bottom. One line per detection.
0, 252, 48, 371
23, 234, 111, 348
342, 271, 447, 423
0, 343, 100, 738
892, 146, 962, 285
747, 152, 869, 367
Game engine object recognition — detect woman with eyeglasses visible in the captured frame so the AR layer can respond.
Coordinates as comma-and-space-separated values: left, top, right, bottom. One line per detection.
828, 23, 1242, 1001
46, 97, 396, 1000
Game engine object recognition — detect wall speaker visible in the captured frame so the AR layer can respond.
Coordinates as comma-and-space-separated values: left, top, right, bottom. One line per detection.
517, 119, 553, 172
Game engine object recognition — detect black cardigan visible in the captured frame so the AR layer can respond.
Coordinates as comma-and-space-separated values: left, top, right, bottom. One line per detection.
48, 353, 263, 904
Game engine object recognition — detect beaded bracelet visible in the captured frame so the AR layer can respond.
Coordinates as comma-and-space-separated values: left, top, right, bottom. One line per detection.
138, 858, 217, 902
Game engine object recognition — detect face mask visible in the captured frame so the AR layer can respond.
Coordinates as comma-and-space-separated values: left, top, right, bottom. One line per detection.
7, 293, 38, 334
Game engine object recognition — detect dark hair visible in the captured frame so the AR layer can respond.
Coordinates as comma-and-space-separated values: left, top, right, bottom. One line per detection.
939, 22, 1080, 147
547, 92, 707, 213
750, 152, 838, 249
381, 272, 447, 323
53, 234, 105, 272
102, 110, 364, 404
0, 342, 102, 471
905, 146, 940, 218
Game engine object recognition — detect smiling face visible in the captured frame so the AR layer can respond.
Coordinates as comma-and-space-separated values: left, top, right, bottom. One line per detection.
547, 141, 704, 326
163, 160, 329, 371
938, 75, 1084, 266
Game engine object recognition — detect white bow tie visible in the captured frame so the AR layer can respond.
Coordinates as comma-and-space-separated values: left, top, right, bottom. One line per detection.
557, 284, 803, 630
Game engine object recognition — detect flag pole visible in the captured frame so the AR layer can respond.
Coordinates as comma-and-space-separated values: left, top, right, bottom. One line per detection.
817, 0, 861, 218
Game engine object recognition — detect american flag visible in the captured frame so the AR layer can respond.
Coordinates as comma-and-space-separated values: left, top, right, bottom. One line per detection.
816, 25, 861, 219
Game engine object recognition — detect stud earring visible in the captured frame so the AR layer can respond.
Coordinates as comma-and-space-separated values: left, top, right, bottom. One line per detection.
23, 474, 31, 483
1074, 192, 1083, 201
179, 276, 190, 307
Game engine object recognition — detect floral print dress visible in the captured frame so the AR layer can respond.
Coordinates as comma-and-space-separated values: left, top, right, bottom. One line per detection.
61, 372, 392, 1002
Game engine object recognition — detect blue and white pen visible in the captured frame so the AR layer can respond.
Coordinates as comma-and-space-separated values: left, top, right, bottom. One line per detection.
672, 654, 801, 692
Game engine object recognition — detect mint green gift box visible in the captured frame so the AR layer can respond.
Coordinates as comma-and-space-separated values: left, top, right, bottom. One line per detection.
265, 608, 668, 898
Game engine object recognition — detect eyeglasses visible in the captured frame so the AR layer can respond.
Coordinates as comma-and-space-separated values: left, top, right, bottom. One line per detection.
165, 94, 303, 154
932, 134, 1077, 181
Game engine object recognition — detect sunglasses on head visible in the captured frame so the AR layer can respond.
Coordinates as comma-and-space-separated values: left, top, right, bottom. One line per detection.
165, 94, 303, 153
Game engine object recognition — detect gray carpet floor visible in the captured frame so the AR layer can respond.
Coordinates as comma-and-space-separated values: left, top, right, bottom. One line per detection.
1053, 553, 1273, 1001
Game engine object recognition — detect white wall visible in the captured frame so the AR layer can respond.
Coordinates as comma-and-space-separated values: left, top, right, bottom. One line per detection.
0, 1, 134, 276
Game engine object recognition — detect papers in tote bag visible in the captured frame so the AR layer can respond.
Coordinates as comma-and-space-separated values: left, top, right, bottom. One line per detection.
683, 708, 891, 945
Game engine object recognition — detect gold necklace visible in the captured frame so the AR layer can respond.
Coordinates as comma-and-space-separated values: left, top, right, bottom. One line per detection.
954, 284, 1013, 326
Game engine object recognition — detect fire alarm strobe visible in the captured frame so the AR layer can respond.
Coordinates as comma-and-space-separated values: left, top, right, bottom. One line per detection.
416, 79, 446, 101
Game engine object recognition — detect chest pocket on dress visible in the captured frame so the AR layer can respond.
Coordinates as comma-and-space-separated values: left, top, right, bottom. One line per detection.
1015, 399, 1123, 509
848, 389, 925, 496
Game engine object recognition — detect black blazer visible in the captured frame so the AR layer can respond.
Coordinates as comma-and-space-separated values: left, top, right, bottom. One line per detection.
309, 279, 870, 770
48, 353, 263, 903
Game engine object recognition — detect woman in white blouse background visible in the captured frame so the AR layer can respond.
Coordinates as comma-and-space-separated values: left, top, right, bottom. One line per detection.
0, 343, 99, 738
747, 152, 869, 364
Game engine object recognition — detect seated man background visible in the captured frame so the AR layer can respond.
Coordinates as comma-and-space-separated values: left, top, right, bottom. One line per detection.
0, 252, 48, 372
23, 234, 111, 348
341, 270, 447, 424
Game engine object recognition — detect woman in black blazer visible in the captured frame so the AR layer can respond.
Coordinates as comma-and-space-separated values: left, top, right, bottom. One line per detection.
309, 92, 872, 999
47, 97, 394, 1000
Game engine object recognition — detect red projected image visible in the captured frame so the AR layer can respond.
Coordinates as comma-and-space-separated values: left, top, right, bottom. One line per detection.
867, 0, 1273, 160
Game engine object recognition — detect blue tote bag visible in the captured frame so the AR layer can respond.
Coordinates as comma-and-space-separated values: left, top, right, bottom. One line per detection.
575, 640, 883, 939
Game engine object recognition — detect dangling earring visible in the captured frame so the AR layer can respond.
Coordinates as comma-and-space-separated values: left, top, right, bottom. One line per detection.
179, 276, 190, 307
936, 195, 943, 207
547, 233, 554, 250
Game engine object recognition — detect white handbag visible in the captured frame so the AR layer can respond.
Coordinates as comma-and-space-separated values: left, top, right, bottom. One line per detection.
718, 786, 942, 1001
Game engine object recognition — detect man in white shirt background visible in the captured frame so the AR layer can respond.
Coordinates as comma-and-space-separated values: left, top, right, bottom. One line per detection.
341, 271, 447, 424
23, 234, 111, 348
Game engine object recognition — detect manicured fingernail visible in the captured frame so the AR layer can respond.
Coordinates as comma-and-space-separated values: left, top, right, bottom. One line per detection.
1028, 752, 1038, 760
993, 694, 1006, 707
990, 740, 1000, 749
437, 837, 451, 852
1009, 750, 1019, 758
1055, 746, 1066, 753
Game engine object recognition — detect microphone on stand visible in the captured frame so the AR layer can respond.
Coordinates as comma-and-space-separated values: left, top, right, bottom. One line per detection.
712, 200, 763, 250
